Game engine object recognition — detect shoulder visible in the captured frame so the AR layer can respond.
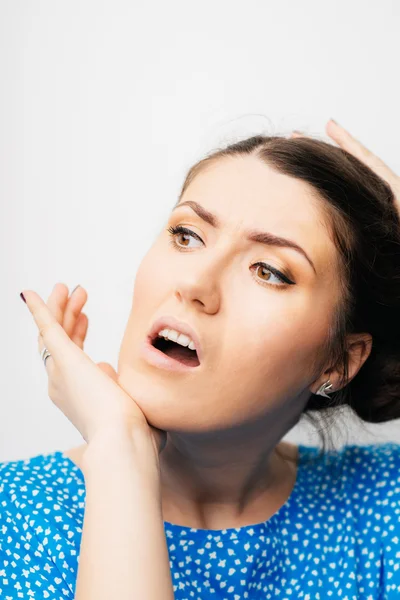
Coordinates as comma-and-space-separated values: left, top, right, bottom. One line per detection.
340, 443, 400, 596
62, 442, 87, 470
340, 442, 400, 523
301, 440, 400, 481
292, 443, 400, 596
298, 441, 400, 534
0, 451, 85, 564
0, 447, 86, 596
305, 441, 400, 501
0, 447, 86, 595
338, 441, 400, 492
0, 446, 86, 536
341, 440, 400, 466
0, 445, 86, 500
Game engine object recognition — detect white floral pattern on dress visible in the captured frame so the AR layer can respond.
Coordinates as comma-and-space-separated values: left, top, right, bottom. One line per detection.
0, 443, 399, 599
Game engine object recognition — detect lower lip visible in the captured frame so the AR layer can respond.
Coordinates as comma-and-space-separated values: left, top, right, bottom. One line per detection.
141, 338, 200, 373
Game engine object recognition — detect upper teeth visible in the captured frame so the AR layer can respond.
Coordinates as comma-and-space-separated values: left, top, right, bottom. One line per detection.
157, 328, 196, 351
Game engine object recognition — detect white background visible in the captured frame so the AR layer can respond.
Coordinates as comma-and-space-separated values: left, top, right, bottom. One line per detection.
1, 0, 399, 461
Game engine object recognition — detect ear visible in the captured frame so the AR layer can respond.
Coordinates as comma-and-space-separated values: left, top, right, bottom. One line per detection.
310, 332, 373, 394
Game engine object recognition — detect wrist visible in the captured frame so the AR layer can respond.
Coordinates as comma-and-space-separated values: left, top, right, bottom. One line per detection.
81, 424, 161, 483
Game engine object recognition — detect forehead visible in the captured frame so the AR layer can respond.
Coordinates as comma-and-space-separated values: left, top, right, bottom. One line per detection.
180, 155, 338, 270
184, 156, 320, 224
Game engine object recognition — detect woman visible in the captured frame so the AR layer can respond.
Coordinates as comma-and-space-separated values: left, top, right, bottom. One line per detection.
2, 119, 400, 599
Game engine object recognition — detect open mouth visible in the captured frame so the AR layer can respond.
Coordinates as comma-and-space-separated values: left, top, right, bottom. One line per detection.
151, 336, 200, 367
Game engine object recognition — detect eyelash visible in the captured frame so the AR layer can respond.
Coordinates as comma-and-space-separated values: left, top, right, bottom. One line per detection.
167, 225, 295, 287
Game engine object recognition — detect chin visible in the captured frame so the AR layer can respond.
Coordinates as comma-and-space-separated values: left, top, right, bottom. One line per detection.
115, 361, 235, 434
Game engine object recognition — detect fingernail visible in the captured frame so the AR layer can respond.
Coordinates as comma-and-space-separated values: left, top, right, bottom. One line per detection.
330, 118, 338, 125
71, 285, 80, 295
20, 292, 26, 304
293, 130, 303, 134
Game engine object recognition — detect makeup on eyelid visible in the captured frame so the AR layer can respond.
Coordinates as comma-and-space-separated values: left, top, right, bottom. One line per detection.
167, 223, 296, 286
171, 199, 318, 274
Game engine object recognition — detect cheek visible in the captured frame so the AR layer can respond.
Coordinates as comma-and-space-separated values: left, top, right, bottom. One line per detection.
132, 249, 161, 309
122, 244, 173, 359
132, 261, 152, 308
227, 299, 331, 377
118, 253, 160, 363
133, 242, 173, 306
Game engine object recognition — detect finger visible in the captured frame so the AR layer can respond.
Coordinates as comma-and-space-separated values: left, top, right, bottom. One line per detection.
70, 312, 89, 349
326, 119, 375, 162
22, 290, 75, 362
325, 119, 398, 187
291, 131, 304, 138
38, 284, 69, 362
63, 286, 88, 339
37, 328, 55, 375
46, 283, 70, 325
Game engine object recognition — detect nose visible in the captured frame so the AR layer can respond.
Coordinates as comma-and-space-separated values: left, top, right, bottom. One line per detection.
174, 258, 221, 314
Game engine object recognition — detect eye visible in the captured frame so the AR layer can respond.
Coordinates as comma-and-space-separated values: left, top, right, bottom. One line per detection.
167, 225, 295, 287
167, 225, 204, 249
251, 262, 294, 287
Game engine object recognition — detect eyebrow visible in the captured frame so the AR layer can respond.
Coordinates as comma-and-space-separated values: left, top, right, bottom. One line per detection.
172, 199, 317, 275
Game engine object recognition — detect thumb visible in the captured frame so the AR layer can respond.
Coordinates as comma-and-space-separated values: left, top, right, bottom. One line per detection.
97, 362, 119, 381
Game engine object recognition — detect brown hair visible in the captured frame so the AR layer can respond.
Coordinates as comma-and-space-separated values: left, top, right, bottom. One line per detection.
177, 134, 400, 456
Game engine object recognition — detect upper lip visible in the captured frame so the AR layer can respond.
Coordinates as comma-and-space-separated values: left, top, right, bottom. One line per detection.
148, 316, 203, 364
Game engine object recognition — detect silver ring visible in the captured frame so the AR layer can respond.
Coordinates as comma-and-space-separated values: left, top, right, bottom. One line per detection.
41, 346, 52, 367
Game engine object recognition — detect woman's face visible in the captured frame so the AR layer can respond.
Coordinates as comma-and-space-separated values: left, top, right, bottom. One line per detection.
118, 155, 341, 433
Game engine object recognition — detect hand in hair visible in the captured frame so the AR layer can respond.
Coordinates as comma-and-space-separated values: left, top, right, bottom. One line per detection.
292, 120, 400, 213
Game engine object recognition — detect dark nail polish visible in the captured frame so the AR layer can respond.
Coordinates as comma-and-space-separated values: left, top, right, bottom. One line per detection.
20, 292, 26, 303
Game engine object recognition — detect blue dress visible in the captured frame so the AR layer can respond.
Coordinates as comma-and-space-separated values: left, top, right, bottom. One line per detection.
0, 442, 399, 599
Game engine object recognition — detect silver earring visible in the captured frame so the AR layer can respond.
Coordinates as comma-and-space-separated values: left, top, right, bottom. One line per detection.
316, 379, 334, 398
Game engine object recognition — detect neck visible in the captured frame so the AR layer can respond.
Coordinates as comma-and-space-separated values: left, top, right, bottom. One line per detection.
159, 410, 300, 530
